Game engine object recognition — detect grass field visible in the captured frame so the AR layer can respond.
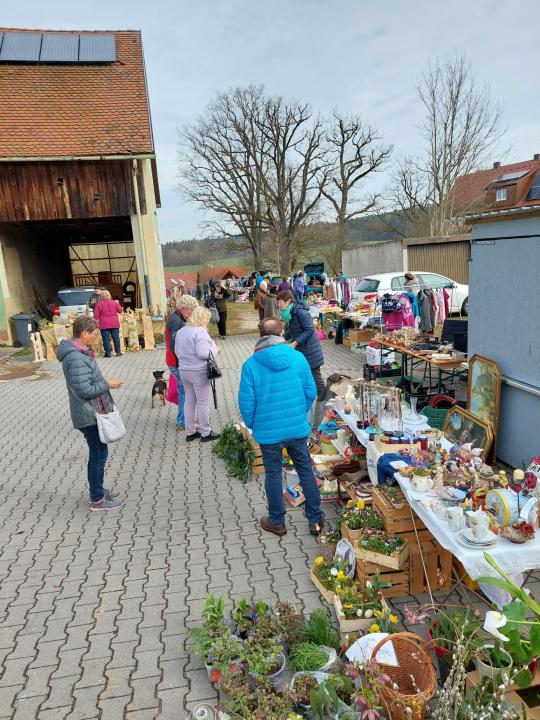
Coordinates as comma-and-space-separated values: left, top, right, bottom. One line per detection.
165, 259, 248, 273
207, 300, 259, 338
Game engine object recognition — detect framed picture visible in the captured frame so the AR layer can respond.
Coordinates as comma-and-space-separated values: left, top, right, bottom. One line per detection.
467, 354, 501, 460
443, 406, 494, 461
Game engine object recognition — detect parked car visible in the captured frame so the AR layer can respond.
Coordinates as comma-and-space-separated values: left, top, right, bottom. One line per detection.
53, 286, 98, 320
269, 275, 283, 290
303, 261, 325, 294
350, 272, 468, 315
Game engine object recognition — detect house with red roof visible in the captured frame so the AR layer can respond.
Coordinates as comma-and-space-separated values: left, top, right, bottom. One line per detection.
0, 28, 165, 342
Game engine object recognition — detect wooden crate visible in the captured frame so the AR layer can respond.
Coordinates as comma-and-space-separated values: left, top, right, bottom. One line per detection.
355, 557, 410, 599
342, 336, 352, 348
406, 534, 452, 593
372, 487, 427, 535
310, 567, 335, 605
466, 670, 540, 719
333, 594, 389, 634
355, 542, 409, 570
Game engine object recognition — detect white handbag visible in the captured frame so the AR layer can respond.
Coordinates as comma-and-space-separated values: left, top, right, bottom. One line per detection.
95, 405, 126, 444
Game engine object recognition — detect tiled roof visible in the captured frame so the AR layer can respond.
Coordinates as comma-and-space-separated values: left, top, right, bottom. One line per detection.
0, 28, 154, 158
450, 159, 540, 214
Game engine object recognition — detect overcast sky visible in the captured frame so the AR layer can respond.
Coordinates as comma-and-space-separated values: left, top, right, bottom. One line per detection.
3, 0, 540, 243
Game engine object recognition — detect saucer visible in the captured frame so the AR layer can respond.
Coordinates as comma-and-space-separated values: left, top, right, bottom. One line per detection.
458, 528, 497, 547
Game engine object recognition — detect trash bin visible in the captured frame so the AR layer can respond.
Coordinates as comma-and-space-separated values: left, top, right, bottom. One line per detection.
10, 312, 38, 347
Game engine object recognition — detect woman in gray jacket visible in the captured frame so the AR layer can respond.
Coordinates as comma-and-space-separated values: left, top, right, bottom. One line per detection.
57, 316, 125, 511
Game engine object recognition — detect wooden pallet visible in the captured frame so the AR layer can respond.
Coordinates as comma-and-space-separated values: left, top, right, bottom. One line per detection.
355, 542, 409, 570
372, 487, 426, 535
310, 567, 335, 605
354, 557, 410, 599
235, 422, 264, 476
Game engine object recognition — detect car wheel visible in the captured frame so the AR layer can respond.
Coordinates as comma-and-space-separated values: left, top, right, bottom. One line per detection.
461, 298, 468, 315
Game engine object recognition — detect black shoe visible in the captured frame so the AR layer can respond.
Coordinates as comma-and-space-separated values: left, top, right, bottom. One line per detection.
309, 517, 325, 536
104, 354, 112, 358
201, 432, 220, 442
116, 353, 123, 356
186, 432, 201, 442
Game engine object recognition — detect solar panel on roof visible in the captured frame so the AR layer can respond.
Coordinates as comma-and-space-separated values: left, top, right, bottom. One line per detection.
0, 33, 4, 54
0, 31, 42, 61
525, 172, 540, 202
40, 33, 78, 62
495, 171, 528, 183
79, 34, 115, 62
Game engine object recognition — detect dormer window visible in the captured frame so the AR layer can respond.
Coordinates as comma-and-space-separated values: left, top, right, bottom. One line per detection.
496, 187, 508, 202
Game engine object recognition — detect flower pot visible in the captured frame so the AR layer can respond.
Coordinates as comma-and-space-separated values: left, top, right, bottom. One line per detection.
475, 645, 513, 683
345, 524, 363, 542
205, 662, 222, 685
248, 652, 286, 691
427, 628, 453, 660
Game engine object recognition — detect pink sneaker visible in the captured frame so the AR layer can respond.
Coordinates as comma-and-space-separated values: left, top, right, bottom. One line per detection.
90, 496, 125, 512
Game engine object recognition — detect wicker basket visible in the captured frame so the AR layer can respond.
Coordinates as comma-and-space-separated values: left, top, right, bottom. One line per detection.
372, 632, 437, 720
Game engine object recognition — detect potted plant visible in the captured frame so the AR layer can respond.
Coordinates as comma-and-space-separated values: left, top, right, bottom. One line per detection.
480, 554, 540, 688
382, 486, 405, 509
206, 633, 243, 684
341, 501, 384, 542
333, 573, 391, 634
298, 608, 341, 651
233, 598, 268, 637
289, 642, 334, 672
243, 636, 286, 689
356, 529, 409, 569
428, 609, 481, 685
475, 641, 513, 682
189, 594, 229, 682
289, 672, 320, 712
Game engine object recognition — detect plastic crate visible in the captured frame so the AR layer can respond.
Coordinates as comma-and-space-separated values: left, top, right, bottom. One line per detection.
363, 363, 401, 381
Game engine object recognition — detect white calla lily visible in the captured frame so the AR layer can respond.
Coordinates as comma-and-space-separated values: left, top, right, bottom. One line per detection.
483, 611, 510, 642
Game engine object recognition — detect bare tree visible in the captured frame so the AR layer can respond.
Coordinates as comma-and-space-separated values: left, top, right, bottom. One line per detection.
391, 56, 505, 236
178, 86, 268, 269
323, 114, 392, 261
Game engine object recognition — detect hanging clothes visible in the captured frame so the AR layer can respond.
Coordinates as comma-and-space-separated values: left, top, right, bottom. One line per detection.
398, 295, 415, 327
404, 292, 419, 318
418, 290, 434, 333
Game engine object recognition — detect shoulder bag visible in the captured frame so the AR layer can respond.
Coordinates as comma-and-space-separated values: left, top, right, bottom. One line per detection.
83, 395, 126, 444
207, 351, 222, 379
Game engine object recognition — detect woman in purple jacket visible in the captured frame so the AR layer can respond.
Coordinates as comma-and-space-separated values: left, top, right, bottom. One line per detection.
93, 290, 123, 357
174, 306, 220, 442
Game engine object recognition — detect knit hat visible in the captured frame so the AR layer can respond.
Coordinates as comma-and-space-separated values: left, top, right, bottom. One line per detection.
176, 295, 199, 310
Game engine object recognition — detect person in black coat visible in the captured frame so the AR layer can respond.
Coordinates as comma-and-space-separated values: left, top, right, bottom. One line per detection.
277, 290, 325, 400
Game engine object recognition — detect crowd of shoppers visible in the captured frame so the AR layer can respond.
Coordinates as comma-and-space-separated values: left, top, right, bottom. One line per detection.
60, 272, 327, 531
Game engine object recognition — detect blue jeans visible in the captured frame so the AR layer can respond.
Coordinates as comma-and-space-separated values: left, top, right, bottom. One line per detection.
260, 436, 322, 526
168, 365, 186, 427
80, 425, 108, 502
294, 292, 304, 303
101, 327, 121, 355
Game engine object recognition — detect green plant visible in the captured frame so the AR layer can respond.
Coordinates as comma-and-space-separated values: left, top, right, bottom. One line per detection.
309, 680, 339, 720
479, 552, 540, 688
290, 673, 318, 705
361, 530, 406, 556
412, 467, 430, 477
233, 598, 269, 635
213, 422, 256, 482
342, 506, 384, 531
242, 636, 283, 677
289, 642, 329, 671
202, 593, 226, 631
299, 609, 340, 650
189, 593, 228, 661
207, 633, 243, 671
477, 640, 512, 668
326, 673, 354, 705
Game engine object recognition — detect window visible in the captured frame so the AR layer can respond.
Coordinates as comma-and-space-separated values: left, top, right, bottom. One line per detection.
356, 278, 380, 293
420, 274, 454, 290
391, 276, 406, 290
496, 187, 508, 202
57, 289, 96, 306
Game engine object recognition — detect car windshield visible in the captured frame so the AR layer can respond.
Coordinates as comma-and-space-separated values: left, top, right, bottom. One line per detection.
57, 289, 95, 306
356, 278, 380, 292
272, 277, 284, 284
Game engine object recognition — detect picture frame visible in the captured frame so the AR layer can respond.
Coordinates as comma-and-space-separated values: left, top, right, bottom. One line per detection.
467, 354, 501, 461
443, 406, 494, 461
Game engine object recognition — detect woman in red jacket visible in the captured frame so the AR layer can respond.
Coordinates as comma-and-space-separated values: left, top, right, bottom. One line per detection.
93, 290, 124, 357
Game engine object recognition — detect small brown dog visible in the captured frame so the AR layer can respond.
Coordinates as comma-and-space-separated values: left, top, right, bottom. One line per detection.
151, 370, 167, 408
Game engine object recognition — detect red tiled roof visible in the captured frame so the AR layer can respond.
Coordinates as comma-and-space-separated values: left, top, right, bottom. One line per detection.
0, 28, 154, 158
450, 159, 540, 214
165, 267, 248, 290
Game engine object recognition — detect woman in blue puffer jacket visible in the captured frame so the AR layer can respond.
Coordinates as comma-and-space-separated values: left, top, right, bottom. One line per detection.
276, 290, 326, 400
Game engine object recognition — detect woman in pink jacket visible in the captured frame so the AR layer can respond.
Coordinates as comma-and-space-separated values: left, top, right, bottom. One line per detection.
93, 290, 123, 357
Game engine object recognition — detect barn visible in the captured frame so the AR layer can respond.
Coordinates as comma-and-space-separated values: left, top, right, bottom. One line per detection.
0, 27, 165, 343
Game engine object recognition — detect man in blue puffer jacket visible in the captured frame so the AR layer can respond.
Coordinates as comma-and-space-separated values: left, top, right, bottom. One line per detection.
238, 318, 324, 537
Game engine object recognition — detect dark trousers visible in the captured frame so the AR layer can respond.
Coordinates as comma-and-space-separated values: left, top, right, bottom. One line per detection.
80, 425, 108, 502
260, 436, 322, 526
217, 310, 227, 337
101, 327, 121, 355
311, 366, 327, 401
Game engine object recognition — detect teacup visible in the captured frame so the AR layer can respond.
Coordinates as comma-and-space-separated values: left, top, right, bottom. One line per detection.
469, 509, 490, 540
447, 506, 465, 532
471, 522, 491, 540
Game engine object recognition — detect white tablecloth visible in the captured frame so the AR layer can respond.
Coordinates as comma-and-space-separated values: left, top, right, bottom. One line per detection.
395, 473, 540, 605
333, 404, 540, 604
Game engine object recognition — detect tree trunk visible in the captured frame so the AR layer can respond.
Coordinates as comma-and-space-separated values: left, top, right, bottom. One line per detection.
279, 237, 291, 276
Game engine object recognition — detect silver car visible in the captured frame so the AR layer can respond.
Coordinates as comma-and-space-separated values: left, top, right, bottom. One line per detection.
54, 286, 98, 320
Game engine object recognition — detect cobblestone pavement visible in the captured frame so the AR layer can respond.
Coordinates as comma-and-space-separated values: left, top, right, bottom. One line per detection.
1, 335, 538, 719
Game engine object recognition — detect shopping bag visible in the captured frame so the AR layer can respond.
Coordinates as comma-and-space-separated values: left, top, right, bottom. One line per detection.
96, 406, 126, 444
166, 372, 179, 405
